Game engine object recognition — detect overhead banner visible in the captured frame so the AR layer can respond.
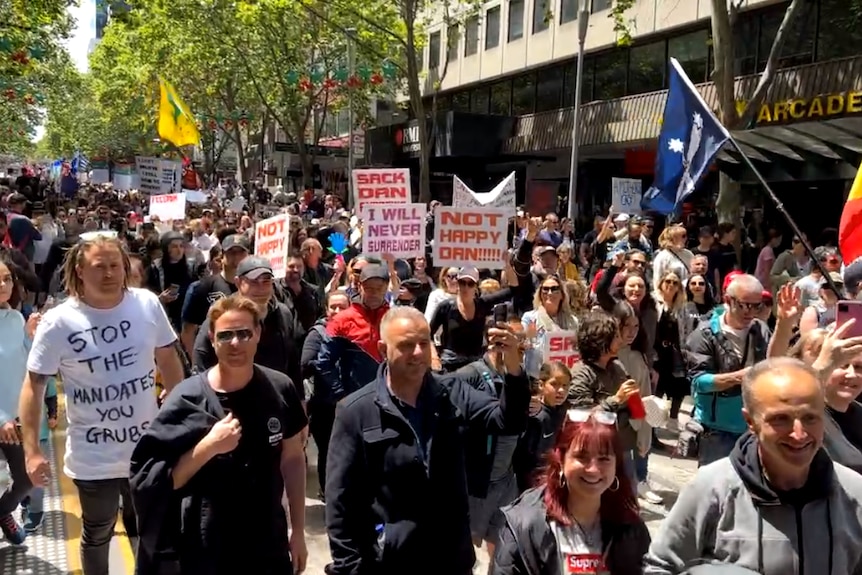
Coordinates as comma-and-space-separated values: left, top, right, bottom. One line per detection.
453, 171, 516, 213
360, 203, 426, 259
352, 167, 411, 212
432, 207, 508, 270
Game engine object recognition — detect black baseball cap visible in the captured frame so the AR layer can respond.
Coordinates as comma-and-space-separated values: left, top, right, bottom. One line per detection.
222, 234, 250, 252
236, 256, 274, 280
360, 264, 389, 283
7, 193, 28, 205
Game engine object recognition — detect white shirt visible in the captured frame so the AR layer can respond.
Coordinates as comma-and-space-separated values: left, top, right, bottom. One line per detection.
27, 288, 177, 480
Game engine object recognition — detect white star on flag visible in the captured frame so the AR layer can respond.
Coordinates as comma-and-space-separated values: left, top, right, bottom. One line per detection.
668, 138, 685, 153
693, 112, 702, 123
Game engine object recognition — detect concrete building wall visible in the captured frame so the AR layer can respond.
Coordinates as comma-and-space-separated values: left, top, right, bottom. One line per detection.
422, 0, 784, 94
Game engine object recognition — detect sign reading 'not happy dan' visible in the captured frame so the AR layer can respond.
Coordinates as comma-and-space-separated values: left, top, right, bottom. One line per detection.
360, 203, 426, 259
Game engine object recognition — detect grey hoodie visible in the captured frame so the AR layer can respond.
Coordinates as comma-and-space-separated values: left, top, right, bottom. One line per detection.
645, 433, 862, 575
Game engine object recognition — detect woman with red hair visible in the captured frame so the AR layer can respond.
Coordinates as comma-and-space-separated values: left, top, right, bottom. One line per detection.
493, 410, 650, 575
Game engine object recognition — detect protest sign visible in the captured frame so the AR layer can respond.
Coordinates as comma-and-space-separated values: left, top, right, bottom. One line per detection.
611, 177, 643, 215
254, 214, 290, 278
543, 330, 580, 369
136, 157, 161, 194
432, 207, 508, 270
361, 203, 426, 259
352, 168, 411, 212
148, 192, 186, 221
160, 160, 182, 194
452, 172, 516, 214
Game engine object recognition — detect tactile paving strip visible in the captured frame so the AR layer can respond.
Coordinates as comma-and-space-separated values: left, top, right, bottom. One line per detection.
0, 436, 71, 574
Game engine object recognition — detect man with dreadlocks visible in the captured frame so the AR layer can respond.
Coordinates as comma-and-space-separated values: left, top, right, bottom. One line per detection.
18, 233, 184, 575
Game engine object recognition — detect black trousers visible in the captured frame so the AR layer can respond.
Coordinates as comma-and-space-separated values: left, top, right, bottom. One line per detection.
308, 402, 336, 495
74, 478, 137, 575
0, 443, 31, 516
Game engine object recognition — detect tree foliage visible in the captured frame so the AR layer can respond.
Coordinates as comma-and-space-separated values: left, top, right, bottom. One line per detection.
0, 0, 73, 155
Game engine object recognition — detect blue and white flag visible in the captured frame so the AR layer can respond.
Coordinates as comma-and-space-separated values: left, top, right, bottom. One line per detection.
642, 58, 730, 215
70, 151, 90, 175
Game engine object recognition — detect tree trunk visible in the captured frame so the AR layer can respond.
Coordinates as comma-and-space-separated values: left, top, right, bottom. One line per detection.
403, 0, 430, 204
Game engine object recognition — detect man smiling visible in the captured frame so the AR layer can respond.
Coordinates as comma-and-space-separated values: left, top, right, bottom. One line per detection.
645, 357, 862, 575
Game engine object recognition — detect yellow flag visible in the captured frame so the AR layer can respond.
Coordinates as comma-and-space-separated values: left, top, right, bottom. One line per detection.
158, 78, 201, 147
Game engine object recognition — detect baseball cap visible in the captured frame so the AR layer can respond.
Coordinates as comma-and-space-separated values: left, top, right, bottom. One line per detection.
7, 193, 28, 205
359, 264, 389, 283
222, 234, 250, 252
457, 267, 480, 283
236, 256, 274, 280
613, 213, 630, 224
536, 245, 557, 257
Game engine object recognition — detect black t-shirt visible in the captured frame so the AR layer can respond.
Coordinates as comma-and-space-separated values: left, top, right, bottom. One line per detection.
692, 246, 721, 289
714, 243, 739, 286
430, 290, 511, 368
211, 367, 307, 566
183, 274, 238, 326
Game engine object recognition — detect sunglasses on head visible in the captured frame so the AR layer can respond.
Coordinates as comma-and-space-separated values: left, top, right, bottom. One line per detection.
214, 328, 254, 344
567, 409, 617, 425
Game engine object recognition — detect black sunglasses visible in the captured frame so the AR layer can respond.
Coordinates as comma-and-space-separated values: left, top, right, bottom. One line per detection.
214, 328, 254, 344
458, 279, 477, 288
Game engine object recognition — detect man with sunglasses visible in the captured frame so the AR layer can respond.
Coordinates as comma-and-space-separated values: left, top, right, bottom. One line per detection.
192, 256, 302, 388
687, 274, 773, 467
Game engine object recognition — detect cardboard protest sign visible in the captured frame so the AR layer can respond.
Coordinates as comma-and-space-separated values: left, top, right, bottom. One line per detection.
352, 168, 411, 212
543, 330, 580, 369
432, 207, 508, 270
360, 203, 426, 259
254, 214, 290, 278
452, 172, 516, 214
148, 192, 186, 221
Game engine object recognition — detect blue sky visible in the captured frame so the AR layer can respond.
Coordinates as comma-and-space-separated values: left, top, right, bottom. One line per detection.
33, 0, 94, 140
65, 0, 95, 72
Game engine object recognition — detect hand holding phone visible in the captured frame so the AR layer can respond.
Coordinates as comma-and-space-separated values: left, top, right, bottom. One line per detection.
837, 301, 862, 339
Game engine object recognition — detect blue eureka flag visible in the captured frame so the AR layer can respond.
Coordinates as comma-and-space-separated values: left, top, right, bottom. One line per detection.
641, 57, 731, 215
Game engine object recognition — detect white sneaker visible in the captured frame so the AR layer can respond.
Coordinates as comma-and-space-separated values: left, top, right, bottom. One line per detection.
665, 418, 679, 432
638, 481, 663, 504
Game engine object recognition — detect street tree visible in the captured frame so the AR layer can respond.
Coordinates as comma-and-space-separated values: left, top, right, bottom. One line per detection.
0, 0, 73, 155
303, 0, 482, 203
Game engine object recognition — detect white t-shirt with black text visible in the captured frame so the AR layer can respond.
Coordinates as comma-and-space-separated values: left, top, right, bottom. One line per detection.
28, 288, 177, 480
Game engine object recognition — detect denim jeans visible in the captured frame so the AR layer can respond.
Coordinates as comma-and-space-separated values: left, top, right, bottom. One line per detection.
73, 478, 136, 575
635, 452, 649, 483
621, 450, 638, 496
698, 429, 742, 467
0, 443, 31, 516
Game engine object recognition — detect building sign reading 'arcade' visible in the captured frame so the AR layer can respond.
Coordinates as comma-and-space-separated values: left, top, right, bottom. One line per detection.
740, 91, 862, 125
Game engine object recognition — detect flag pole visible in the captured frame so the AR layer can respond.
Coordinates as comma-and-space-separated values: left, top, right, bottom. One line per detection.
726, 136, 842, 296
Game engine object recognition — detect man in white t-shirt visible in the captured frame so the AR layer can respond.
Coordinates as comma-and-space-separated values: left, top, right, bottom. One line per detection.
18, 234, 184, 575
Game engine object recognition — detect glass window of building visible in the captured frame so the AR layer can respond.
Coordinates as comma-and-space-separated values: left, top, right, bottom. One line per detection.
447, 25, 460, 63
818, 0, 862, 60
591, 0, 610, 12
628, 40, 666, 94
465, 16, 480, 56
509, 0, 525, 41
533, 0, 550, 34
452, 90, 471, 112
560, 0, 576, 24
773, 1, 816, 68
429, 31, 441, 69
536, 66, 564, 111
757, 10, 783, 72
593, 50, 626, 100
563, 57, 595, 105
732, 15, 757, 75
490, 80, 513, 115
512, 73, 537, 115
668, 29, 709, 84
486, 6, 501, 49
471, 87, 491, 114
